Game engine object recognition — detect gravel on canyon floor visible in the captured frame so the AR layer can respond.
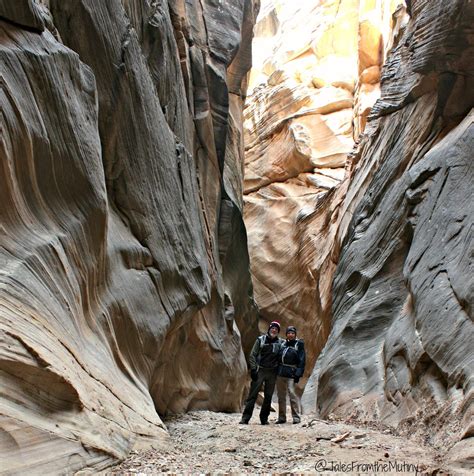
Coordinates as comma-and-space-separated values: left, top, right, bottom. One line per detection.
106, 410, 460, 475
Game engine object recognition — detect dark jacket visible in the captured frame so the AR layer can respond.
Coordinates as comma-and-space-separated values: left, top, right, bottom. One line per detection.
249, 334, 283, 371
277, 338, 305, 378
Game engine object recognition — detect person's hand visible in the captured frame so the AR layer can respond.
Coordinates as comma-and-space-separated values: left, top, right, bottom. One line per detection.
293, 376, 300, 384
251, 369, 258, 381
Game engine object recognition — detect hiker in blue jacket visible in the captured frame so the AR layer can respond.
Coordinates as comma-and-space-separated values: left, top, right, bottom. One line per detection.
275, 325, 305, 424
239, 321, 283, 425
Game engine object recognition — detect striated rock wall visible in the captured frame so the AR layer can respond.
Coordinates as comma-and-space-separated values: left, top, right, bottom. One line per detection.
302, 0, 474, 466
243, 0, 401, 386
0, 0, 259, 472
245, 0, 473, 464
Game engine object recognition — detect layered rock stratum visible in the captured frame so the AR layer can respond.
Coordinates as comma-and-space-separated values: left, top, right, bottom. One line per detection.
0, 0, 259, 472
244, 0, 473, 467
243, 0, 403, 387
1, 0, 473, 472
305, 0, 474, 468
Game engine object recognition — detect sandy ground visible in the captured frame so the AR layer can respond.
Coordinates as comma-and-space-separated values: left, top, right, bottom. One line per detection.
109, 410, 457, 475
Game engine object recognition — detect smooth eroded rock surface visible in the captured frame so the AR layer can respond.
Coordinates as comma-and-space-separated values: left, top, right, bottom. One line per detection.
303, 0, 474, 466
0, 0, 259, 472
243, 0, 400, 389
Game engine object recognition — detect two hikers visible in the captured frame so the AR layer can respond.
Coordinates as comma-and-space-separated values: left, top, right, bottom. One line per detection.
240, 322, 306, 425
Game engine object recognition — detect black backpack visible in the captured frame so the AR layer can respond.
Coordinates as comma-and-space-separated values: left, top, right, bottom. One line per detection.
281, 340, 301, 366
278, 339, 303, 378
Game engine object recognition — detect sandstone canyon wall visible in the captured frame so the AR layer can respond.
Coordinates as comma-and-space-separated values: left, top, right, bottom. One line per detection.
243, 0, 403, 386
0, 0, 259, 472
244, 0, 473, 466
304, 0, 474, 466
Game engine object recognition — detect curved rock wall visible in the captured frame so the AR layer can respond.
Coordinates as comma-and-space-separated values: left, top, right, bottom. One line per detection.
243, 0, 401, 386
245, 0, 473, 464
0, 0, 259, 472
302, 0, 473, 466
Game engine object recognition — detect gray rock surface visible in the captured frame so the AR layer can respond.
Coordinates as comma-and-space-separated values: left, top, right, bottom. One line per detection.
0, 0, 45, 31
304, 0, 474, 466
0, 0, 258, 472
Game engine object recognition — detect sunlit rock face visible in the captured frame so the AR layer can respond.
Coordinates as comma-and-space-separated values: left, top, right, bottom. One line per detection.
243, 0, 401, 383
0, 0, 258, 472
303, 0, 474, 466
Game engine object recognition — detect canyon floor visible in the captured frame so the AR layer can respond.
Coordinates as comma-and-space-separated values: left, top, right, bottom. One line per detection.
109, 409, 458, 475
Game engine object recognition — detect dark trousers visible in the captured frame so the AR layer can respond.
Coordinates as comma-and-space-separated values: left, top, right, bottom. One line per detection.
241, 367, 277, 423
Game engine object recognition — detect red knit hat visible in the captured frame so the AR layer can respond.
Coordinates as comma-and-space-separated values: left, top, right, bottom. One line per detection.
269, 321, 281, 332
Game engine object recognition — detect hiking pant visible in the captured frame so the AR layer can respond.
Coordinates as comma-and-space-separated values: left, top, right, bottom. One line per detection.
276, 376, 300, 422
241, 367, 277, 423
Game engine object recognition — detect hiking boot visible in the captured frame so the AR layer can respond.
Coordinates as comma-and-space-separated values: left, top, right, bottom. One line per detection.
239, 419, 249, 425
275, 419, 286, 424
293, 418, 301, 424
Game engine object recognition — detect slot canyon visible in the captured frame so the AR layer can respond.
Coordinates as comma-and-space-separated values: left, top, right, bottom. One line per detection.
0, 0, 472, 474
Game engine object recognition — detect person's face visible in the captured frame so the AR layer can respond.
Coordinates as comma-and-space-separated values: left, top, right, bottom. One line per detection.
286, 331, 296, 341
269, 326, 279, 337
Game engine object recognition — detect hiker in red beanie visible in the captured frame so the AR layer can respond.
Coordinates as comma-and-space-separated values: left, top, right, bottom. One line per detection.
239, 321, 283, 425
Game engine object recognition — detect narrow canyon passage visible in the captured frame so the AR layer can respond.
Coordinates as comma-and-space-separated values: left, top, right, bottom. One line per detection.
241, 0, 404, 399
240, 0, 473, 472
113, 1, 473, 473
1, 0, 472, 474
